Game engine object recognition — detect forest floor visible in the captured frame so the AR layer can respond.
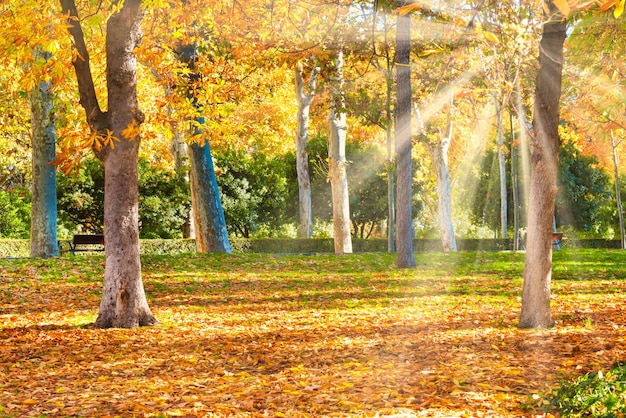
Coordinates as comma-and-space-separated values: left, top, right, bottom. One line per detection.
1, 249, 625, 417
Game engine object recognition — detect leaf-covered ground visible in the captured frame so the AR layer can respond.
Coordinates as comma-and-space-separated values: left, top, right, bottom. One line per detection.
1, 249, 626, 417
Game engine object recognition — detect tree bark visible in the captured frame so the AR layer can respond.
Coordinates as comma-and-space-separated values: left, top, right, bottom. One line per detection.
176, 43, 231, 253
295, 61, 319, 239
328, 51, 353, 255
495, 95, 508, 239
171, 136, 194, 239
394, 0, 416, 268
428, 138, 457, 252
519, 2, 566, 329
61, 0, 156, 328
29, 49, 58, 258
611, 132, 625, 249
510, 112, 521, 251
428, 91, 457, 252
188, 138, 231, 253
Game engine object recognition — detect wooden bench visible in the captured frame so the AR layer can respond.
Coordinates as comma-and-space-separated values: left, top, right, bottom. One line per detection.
60, 234, 105, 255
552, 232, 563, 250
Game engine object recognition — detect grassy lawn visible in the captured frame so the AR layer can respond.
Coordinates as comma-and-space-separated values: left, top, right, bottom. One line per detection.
1, 249, 625, 416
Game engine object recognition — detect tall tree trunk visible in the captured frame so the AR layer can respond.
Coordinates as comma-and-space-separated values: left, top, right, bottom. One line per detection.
328, 51, 353, 255
381, 10, 395, 253
188, 138, 231, 253
98, 0, 156, 328
61, 0, 156, 328
495, 95, 508, 239
419, 91, 456, 252
519, 1, 566, 329
429, 139, 457, 252
394, 0, 416, 268
611, 132, 625, 249
295, 61, 319, 238
171, 136, 194, 239
510, 112, 521, 251
29, 49, 58, 258
169, 86, 194, 239
176, 42, 230, 252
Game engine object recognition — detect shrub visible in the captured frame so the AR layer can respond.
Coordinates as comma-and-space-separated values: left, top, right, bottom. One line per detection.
0, 188, 30, 238
545, 362, 626, 417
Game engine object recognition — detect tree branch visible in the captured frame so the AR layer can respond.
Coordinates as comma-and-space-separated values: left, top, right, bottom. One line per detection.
59, 0, 106, 131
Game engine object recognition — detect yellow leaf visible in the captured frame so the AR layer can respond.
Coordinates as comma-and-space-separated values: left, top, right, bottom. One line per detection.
553, 0, 570, 16
22, 399, 39, 405
615, 0, 625, 17
419, 49, 439, 57
483, 31, 500, 43
44, 40, 60, 54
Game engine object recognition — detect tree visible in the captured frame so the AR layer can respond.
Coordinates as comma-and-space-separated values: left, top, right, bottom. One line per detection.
610, 132, 625, 248
420, 90, 458, 252
519, 0, 567, 329
215, 147, 288, 238
394, 0, 416, 268
60, 0, 156, 328
327, 51, 353, 254
177, 43, 231, 254
29, 48, 58, 258
294, 60, 319, 239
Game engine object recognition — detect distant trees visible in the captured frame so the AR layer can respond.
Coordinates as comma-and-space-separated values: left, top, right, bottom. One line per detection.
214, 147, 289, 238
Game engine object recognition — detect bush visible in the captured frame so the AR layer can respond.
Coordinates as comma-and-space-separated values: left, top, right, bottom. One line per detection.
545, 362, 626, 417
214, 147, 289, 238
0, 188, 30, 238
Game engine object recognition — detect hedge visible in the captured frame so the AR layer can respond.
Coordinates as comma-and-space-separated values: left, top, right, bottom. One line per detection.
0, 237, 623, 258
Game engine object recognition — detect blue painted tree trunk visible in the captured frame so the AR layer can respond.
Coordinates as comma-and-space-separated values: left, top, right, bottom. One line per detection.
29, 49, 58, 258
188, 126, 231, 253
177, 43, 231, 253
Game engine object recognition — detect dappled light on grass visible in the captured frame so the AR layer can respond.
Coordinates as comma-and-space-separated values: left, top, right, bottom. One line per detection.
1, 251, 626, 416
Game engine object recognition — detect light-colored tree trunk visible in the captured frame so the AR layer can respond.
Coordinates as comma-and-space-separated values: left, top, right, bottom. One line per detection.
328, 51, 353, 255
429, 139, 457, 252
494, 95, 508, 239
295, 61, 319, 239
394, 0, 415, 268
519, 1, 566, 329
169, 96, 194, 239
29, 48, 58, 258
510, 112, 521, 251
418, 91, 456, 252
61, 0, 156, 328
611, 132, 625, 249
379, 10, 395, 253
171, 137, 194, 239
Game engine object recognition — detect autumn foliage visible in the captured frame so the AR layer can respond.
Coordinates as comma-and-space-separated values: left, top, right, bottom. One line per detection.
1, 250, 626, 416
